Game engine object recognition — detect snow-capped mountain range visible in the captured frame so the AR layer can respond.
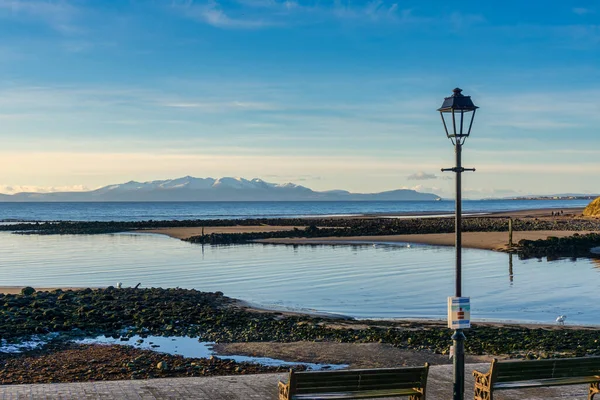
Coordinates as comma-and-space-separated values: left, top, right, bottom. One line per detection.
0, 176, 441, 202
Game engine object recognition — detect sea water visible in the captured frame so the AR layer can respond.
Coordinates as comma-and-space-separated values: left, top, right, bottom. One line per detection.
0, 199, 590, 222
1, 232, 598, 325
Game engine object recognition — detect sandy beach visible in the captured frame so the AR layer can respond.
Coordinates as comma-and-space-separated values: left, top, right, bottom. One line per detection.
140, 226, 307, 240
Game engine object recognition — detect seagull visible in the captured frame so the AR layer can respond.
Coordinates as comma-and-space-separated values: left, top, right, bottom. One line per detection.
406, 244, 411, 248
556, 315, 567, 325
117, 282, 122, 289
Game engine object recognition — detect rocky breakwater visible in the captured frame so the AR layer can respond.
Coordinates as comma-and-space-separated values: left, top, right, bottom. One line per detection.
184, 217, 600, 245
1, 287, 600, 384
515, 233, 600, 260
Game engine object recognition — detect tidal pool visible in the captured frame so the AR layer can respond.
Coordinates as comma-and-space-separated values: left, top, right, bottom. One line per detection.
75, 335, 346, 370
0, 232, 598, 325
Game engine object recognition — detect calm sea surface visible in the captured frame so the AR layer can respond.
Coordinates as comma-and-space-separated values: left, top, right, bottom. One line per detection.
0, 199, 591, 221
1, 232, 598, 325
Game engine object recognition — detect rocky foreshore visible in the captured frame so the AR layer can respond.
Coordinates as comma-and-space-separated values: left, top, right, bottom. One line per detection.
4, 216, 599, 242
1, 287, 600, 384
0, 343, 294, 384
516, 233, 600, 259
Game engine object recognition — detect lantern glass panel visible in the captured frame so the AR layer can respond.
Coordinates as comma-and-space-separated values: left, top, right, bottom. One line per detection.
439, 109, 476, 138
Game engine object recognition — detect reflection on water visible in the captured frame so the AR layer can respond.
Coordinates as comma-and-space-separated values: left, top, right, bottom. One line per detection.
509, 253, 514, 285
1, 232, 599, 325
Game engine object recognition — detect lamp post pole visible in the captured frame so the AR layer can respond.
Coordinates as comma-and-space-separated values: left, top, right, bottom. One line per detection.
438, 88, 478, 400
452, 141, 466, 400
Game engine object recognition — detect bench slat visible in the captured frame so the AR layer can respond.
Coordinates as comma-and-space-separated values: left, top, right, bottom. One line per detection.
494, 357, 600, 382
296, 371, 424, 383
294, 367, 426, 377
496, 357, 600, 372
497, 370, 600, 382
296, 381, 423, 394
296, 377, 424, 392
292, 388, 420, 399
494, 375, 600, 390
497, 363, 600, 375
496, 363, 600, 382
296, 373, 423, 385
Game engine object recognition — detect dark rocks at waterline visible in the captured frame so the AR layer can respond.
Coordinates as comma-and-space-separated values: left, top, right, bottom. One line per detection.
185, 217, 600, 245
0, 343, 297, 385
515, 233, 600, 260
4, 216, 600, 238
20, 287, 36, 296
1, 288, 600, 360
0, 287, 235, 340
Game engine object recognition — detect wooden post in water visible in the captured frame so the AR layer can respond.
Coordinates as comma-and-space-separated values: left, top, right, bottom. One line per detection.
508, 218, 513, 247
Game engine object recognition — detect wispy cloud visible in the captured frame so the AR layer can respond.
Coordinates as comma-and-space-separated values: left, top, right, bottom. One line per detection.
0, 184, 93, 195
573, 7, 593, 15
480, 89, 600, 130
173, 0, 276, 29
163, 100, 278, 111
462, 188, 523, 199
173, 0, 429, 29
407, 171, 438, 180
0, 0, 81, 33
448, 11, 485, 31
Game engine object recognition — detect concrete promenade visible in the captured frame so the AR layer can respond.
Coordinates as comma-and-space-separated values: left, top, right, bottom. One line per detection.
0, 363, 589, 399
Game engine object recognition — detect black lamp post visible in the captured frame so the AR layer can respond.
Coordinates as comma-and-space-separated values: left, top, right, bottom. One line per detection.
439, 88, 478, 400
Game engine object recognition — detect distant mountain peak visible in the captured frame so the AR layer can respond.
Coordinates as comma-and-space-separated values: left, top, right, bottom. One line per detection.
1, 176, 441, 202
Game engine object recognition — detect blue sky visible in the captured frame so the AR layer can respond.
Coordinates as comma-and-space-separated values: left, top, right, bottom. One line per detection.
0, 0, 599, 198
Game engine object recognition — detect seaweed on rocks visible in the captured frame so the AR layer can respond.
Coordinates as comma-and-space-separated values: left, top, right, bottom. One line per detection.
515, 233, 600, 260
1, 288, 599, 361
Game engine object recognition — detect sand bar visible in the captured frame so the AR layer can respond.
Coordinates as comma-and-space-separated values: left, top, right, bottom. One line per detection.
139, 226, 307, 240
258, 230, 596, 251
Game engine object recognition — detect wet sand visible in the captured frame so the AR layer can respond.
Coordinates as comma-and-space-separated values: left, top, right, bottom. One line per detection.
140, 226, 306, 240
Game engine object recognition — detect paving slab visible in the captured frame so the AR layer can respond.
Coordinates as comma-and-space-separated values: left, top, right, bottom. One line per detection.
0, 364, 591, 399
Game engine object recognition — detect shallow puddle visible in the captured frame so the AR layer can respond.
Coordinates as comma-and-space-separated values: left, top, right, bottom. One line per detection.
75, 335, 347, 371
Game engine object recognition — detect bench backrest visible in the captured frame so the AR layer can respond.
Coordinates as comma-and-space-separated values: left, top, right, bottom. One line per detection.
289, 365, 428, 395
494, 357, 600, 383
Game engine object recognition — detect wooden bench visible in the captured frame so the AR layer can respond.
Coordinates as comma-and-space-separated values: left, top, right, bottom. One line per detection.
278, 364, 429, 400
473, 357, 600, 400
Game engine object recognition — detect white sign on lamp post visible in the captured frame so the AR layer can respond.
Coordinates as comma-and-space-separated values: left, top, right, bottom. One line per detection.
448, 297, 471, 329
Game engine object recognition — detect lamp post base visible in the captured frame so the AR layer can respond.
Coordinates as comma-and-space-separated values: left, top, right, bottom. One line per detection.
452, 329, 466, 400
